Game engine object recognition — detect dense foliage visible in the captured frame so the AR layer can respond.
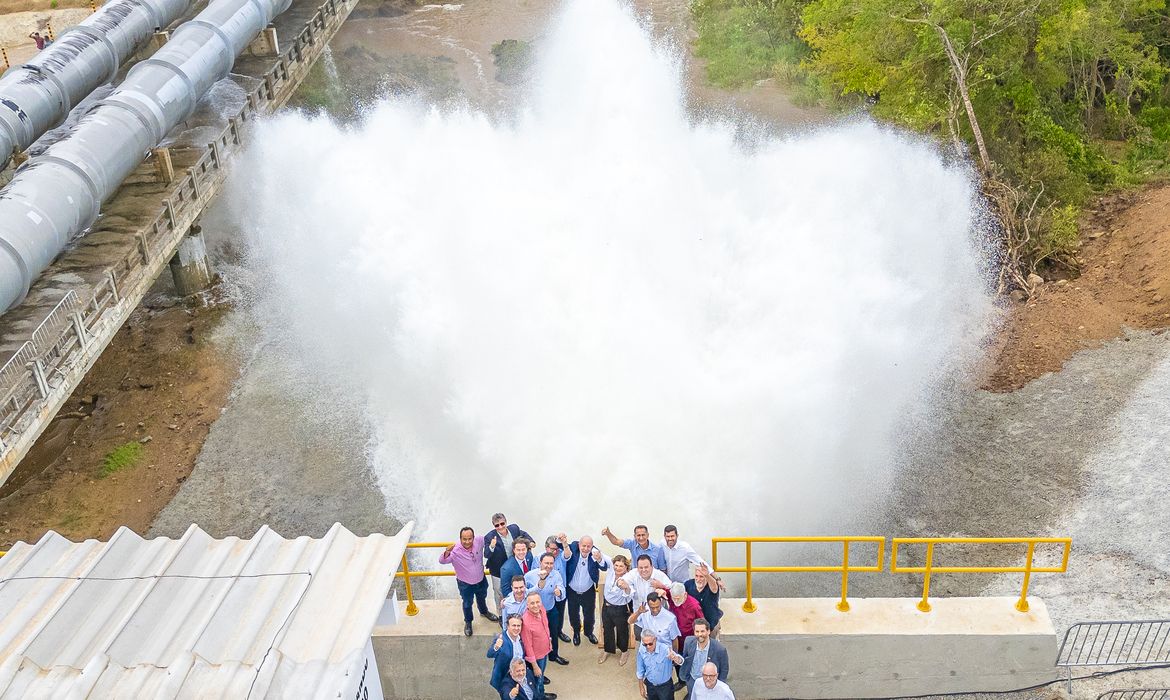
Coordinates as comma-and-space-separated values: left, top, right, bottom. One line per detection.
693, 0, 1170, 288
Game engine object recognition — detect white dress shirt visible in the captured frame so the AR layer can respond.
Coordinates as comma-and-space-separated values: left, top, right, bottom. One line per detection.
660, 539, 709, 583
622, 569, 672, 608
636, 607, 680, 644
569, 550, 594, 593
603, 570, 634, 606
691, 679, 735, 699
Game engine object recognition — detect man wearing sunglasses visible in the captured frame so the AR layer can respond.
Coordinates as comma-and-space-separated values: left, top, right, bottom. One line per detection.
636, 630, 684, 699
485, 513, 533, 617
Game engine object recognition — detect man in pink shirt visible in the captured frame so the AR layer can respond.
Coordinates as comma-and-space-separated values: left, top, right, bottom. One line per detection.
520, 592, 558, 699
440, 526, 500, 636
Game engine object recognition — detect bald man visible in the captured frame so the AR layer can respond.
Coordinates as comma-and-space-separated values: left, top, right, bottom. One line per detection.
564, 534, 608, 646
689, 662, 734, 699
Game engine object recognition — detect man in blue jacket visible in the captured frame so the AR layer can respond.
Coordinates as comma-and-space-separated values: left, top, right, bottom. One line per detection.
484, 513, 532, 616
499, 538, 536, 608
498, 658, 551, 699
564, 534, 608, 646
487, 615, 527, 692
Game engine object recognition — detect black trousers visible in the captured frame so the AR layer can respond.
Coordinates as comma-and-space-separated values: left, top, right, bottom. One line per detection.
602, 601, 630, 653
645, 679, 675, 700
549, 601, 565, 659
567, 586, 597, 634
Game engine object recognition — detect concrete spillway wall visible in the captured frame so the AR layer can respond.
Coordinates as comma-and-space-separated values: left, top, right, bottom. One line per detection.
371, 597, 1057, 699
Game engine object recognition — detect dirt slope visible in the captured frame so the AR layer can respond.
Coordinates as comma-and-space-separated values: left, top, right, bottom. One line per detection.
984, 184, 1170, 391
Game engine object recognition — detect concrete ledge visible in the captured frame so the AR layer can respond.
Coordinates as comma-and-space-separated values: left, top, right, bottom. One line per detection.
719, 597, 1057, 698
372, 597, 1058, 699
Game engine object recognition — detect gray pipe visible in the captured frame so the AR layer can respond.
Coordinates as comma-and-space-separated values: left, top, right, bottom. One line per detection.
0, 0, 292, 311
0, 0, 191, 169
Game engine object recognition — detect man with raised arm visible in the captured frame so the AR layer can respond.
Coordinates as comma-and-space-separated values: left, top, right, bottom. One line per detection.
544, 535, 572, 647
439, 526, 500, 636
487, 614, 526, 694
565, 534, 608, 646
624, 553, 673, 615
630, 591, 681, 648
603, 524, 666, 570
637, 629, 684, 700
485, 513, 532, 617
525, 551, 570, 666
685, 565, 724, 638
660, 525, 724, 589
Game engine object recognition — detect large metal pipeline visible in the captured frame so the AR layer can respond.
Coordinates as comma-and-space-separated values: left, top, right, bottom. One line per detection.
0, 0, 293, 311
0, 0, 191, 169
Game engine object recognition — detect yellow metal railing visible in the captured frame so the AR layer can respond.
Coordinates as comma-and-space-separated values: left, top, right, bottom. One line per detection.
890, 537, 1072, 613
394, 541, 490, 617
711, 536, 885, 614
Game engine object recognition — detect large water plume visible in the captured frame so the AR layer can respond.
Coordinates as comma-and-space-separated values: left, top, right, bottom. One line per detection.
222, 0, 993, 544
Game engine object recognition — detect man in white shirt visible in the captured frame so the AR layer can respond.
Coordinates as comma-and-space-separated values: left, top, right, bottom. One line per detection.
630, 591, 680, 648
661, 525, 724, 589
690, 662, 735, 699
623, 553, 672, 611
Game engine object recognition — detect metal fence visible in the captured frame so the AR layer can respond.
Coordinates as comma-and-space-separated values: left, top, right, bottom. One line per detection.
1098, 691, 1170, 700
1058, 620, 1170, 667
0, 0, 354, 464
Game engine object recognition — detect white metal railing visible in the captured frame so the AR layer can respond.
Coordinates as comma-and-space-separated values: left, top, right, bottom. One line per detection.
0, 0, 353, 461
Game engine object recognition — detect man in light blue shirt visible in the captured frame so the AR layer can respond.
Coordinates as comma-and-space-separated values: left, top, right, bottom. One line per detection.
525, 551, 569, 665
636, 630, 683, 700
603, 525, 666, 570
501, 576, 529, 625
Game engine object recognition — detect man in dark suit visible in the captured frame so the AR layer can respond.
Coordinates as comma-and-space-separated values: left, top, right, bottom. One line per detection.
679, 618, 729, 699
563, 534, 608, 646
485, 513, 533, 616
499, 538, 536, 606
487, 615, 527, 693
499, 657, 553, 699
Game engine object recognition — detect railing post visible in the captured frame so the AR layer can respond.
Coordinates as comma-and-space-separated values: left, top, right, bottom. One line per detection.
917, 542, 934, 612
1016, 541, 1035, 612
742, 542, 756, 613
107, 269, 120, 302
31, 360, 49, 398
838, 540, 851, 612
401, 551, 419, 616
70, 312, 90, 353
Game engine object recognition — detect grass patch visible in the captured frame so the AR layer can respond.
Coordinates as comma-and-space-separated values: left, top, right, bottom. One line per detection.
100, 441, 143, 478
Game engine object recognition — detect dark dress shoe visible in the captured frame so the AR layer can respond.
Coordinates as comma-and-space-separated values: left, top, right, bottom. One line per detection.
481, 611, 500, 623
586, 633, 598, 645
463, 622, 472, 637
545, 694, 558, 699
542, 676, 551, 685
558, 631, 571, 643
551, 656, 569, 666
572, 631, 581, 646
673, 680, 687, 691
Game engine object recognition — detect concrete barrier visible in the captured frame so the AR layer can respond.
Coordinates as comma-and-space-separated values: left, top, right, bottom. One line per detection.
372, 597, 1058, 699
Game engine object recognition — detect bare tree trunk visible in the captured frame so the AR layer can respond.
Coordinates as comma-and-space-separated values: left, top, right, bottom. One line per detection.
935, 25, 991, 172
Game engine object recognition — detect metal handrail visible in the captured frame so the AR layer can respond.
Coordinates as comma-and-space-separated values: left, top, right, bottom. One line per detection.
710, 536, 885, 613
890, 537, 1071, 613
394, 541, 491, 617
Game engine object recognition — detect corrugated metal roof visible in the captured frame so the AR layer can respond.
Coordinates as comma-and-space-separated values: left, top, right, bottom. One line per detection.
0, 521, 412, 699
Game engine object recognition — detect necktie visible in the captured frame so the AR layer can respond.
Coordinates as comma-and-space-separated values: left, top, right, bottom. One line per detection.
521, 560, 528, 573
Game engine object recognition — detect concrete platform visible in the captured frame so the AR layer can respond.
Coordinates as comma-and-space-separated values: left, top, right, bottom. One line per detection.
372, 596, 1058, 699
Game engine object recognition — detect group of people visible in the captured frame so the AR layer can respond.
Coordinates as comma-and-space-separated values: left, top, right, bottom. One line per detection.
438, 513, 738, 699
